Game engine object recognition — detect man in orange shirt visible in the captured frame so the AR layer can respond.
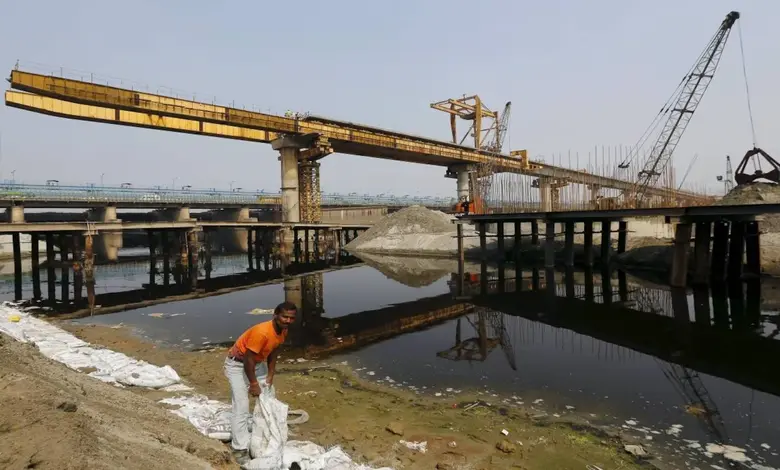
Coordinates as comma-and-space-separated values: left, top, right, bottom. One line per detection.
224, 301, 297, 461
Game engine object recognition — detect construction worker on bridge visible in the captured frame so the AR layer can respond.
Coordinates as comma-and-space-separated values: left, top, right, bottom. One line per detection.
223, 301, 297, 464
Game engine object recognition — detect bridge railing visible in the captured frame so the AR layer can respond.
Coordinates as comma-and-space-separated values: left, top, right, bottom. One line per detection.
0, 182, 457, 208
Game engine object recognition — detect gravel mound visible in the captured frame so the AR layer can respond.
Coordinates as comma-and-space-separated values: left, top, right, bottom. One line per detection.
716, 182, 780, 232
344, 205, 484, 256
716, 182, 780, 206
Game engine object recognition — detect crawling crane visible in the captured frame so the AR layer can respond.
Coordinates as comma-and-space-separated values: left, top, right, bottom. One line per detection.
621, 12, 740, 207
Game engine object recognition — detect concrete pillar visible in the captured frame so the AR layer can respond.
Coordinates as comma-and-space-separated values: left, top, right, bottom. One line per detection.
670, 223, 692, 287
212, 207, 257, 253
88, 205, 123, 262
563, 221, 575, 267
170, 207, 193, 221
601, 220, 612, 265
544, 221, 555, 269
583, 221, 594, 266
284, 277, 303, 311
31, 233, 41, 300
710, 221, 729, 282
692, 222, 711, 285
6, 205, 24, 223
744, 220, 761, 278
188, 230, 199, 290
46, 233, 56, 302
455, 165, 470, 202
538, 178, 552, 212
59, 234, 69, 304
12, 233, 22, 300
95, 232, 123, 262
728, 221, 745, 280
88, 205, 121, 222
272, 137, 301, 224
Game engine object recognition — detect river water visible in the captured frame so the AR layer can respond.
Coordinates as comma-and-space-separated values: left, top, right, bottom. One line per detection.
2, 249, 778, 468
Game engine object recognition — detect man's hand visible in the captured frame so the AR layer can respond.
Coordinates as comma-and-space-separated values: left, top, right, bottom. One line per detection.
249, 381, 261, 397
266, 375, 274, 387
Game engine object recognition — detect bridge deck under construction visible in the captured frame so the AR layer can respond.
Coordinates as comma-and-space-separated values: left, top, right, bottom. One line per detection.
456, 202, 780, 223
4, 70, 704, 202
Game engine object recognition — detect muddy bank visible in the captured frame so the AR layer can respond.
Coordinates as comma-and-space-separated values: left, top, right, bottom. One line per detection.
60, 322, 651, 470
0, 333, 231, 470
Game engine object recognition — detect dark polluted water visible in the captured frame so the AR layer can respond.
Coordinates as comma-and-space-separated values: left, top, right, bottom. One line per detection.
6, 250, 780, 468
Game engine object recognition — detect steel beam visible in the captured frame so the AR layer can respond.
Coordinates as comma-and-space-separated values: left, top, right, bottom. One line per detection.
6, 70, 705, 201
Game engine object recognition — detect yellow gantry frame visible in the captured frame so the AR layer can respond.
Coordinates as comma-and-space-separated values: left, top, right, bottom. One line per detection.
6, 70, 524, 171
430, 95, 498, 149
4, 69, 708, 202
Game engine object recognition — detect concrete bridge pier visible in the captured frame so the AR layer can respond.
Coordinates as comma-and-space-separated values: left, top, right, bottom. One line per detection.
536, 177, 553, 212
272, 137, 301, 225
211, 207, 258, 252
154, 207, 194, 222
273, 136, 302, 269
88, 205, 120, 223
445, 164, 472, 204
88, 205, 123, 261
6, 205, 24, 223
284, 277, 303, 312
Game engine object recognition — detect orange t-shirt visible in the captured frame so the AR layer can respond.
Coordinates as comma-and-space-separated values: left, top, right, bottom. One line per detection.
228, 321, 287, 362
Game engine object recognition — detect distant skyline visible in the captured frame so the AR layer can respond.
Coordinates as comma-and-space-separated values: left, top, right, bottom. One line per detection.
1, 0, 778, 198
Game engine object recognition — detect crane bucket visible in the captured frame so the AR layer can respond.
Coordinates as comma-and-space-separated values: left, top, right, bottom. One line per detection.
734, 147, 780, 186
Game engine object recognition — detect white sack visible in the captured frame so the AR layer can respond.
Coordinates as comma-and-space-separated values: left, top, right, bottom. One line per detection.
244, 386, 393, 470
0, 303, 181, 389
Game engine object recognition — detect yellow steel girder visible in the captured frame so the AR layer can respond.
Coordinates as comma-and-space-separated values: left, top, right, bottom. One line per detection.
8, 70, 522, 170
5, 69, 709, 202
5, 90, 276, 143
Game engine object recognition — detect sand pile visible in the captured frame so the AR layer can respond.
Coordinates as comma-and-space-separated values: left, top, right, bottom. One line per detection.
716, 182, 780, 205
344, 205, 484, 256
716, 182, 780, 231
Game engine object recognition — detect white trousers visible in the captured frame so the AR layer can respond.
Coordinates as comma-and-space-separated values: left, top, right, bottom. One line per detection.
224, 357, 268, 451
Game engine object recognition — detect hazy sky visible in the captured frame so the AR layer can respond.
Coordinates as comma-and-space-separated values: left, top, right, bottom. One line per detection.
1, 0, 778, 197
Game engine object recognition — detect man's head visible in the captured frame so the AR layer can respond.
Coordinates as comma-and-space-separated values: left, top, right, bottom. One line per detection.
273, 301, 297, 331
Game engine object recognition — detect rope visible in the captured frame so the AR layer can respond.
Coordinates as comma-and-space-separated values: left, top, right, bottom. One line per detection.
737, 20, 758, 150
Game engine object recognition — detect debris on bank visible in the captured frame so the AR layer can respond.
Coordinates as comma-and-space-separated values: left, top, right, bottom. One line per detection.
344, 205, 488, 256
0, 303, 387, 470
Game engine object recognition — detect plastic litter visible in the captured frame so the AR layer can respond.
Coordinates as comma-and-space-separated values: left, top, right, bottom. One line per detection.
247, 308, 274, 316
399, 440, 427, 453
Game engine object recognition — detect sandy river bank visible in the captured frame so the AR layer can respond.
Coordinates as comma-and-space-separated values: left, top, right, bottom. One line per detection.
3, 320, 652, 470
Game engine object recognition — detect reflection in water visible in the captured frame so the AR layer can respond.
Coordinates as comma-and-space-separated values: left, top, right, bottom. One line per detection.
15, 250, 780, 468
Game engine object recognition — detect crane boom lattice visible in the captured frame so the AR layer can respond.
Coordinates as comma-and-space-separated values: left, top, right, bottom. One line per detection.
632, 11, 740, 205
